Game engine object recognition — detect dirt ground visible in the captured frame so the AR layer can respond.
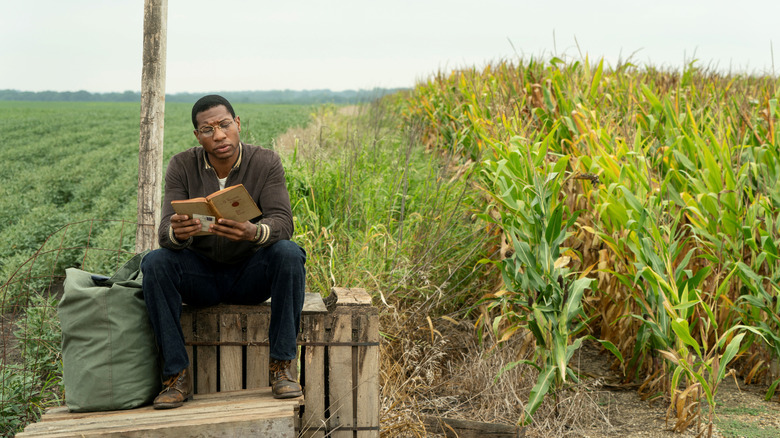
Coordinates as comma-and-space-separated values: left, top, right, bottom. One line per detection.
381, 313, 780, 438
569, 341, 780, 438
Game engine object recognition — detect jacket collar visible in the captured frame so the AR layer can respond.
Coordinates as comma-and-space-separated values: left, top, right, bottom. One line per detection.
203, 142, 243, 171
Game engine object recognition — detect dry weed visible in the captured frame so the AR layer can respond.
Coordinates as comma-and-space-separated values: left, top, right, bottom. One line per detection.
379, 301, 617, 437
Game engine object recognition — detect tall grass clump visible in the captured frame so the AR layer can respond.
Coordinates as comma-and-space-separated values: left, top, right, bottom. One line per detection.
280, 102, 493, 311
404, 57, 780, 434
277, 101, 523, 434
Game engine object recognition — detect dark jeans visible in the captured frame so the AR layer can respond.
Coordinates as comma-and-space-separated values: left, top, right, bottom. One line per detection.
140, 240, 306, 377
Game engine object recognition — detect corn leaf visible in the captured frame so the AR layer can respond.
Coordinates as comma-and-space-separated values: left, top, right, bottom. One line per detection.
524, 365, 557, 424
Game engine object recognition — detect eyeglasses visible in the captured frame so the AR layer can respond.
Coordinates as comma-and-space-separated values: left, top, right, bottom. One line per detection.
197, 119, 234, 137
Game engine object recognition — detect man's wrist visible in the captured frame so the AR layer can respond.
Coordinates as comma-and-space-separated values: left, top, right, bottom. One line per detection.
169, 225, 192, 248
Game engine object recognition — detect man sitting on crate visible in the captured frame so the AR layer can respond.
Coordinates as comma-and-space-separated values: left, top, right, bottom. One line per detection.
140, 94, 306, 409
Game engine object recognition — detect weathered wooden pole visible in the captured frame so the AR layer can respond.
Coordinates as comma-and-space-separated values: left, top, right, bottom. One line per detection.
136, 0, 168, 253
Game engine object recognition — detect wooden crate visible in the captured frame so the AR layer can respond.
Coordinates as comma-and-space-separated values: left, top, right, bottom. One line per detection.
182, 287, 379, 437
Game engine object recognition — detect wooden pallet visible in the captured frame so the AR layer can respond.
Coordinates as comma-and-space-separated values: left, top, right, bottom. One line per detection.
17, 388, 301, 437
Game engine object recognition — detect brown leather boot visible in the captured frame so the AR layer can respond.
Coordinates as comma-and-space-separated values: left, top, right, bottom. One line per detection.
269, 358, 303, 399
153, 369, 193, 409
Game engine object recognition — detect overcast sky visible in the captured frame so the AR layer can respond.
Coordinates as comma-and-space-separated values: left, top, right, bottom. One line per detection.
2, 1, 778, 94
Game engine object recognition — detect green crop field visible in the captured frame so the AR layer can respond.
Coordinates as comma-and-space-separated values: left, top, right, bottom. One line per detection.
0, 101, 310, 286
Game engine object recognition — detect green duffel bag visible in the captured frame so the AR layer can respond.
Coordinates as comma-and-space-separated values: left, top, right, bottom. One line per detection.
58, 251, 161, 412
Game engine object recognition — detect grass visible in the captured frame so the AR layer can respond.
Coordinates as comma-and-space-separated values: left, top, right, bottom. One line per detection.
278, 103, 492, 305
717, 419, 777, 438
716, 405, 769, 416
715, 402, 775, 438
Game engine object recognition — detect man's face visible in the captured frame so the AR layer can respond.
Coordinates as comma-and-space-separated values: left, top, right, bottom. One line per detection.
193, 105, 241, 164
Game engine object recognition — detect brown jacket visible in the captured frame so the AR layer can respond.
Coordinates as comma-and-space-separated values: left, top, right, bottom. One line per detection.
158, 143, 294, 264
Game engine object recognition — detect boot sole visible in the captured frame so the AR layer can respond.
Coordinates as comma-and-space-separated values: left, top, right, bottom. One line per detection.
153, 394, 193, 409
273, 391, 303, 399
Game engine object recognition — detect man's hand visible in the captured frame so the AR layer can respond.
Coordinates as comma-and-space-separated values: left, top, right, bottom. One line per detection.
209, 218, 257, 242
170, 214, 201, 241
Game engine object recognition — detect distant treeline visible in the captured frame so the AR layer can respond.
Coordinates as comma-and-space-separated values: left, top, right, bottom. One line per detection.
0, 88, 406, 104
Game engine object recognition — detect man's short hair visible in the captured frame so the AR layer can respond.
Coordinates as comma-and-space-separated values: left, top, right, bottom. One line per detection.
191, 95, 236, 129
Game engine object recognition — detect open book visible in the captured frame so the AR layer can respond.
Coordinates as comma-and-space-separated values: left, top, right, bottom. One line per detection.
171, 184, 262, 235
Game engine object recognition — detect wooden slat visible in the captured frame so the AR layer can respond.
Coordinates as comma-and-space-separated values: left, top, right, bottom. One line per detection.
300, 313, 326, 438
303, 292, 328, 313
19, 394, 297, 438
20, 411, 295, 438
356, 312, 380, 438
39, 388, 302, 422
219, 313, 243, 391
332, 287, 372, 306
423, 415, 523, 438
195, 313, 218, 394
187, 293, 327, 315
246, 312, 270, 388
262, 293, 328, 314
328, 312, 353, 438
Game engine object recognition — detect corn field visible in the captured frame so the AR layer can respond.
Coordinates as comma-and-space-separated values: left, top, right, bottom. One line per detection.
403, 57, 780, 433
